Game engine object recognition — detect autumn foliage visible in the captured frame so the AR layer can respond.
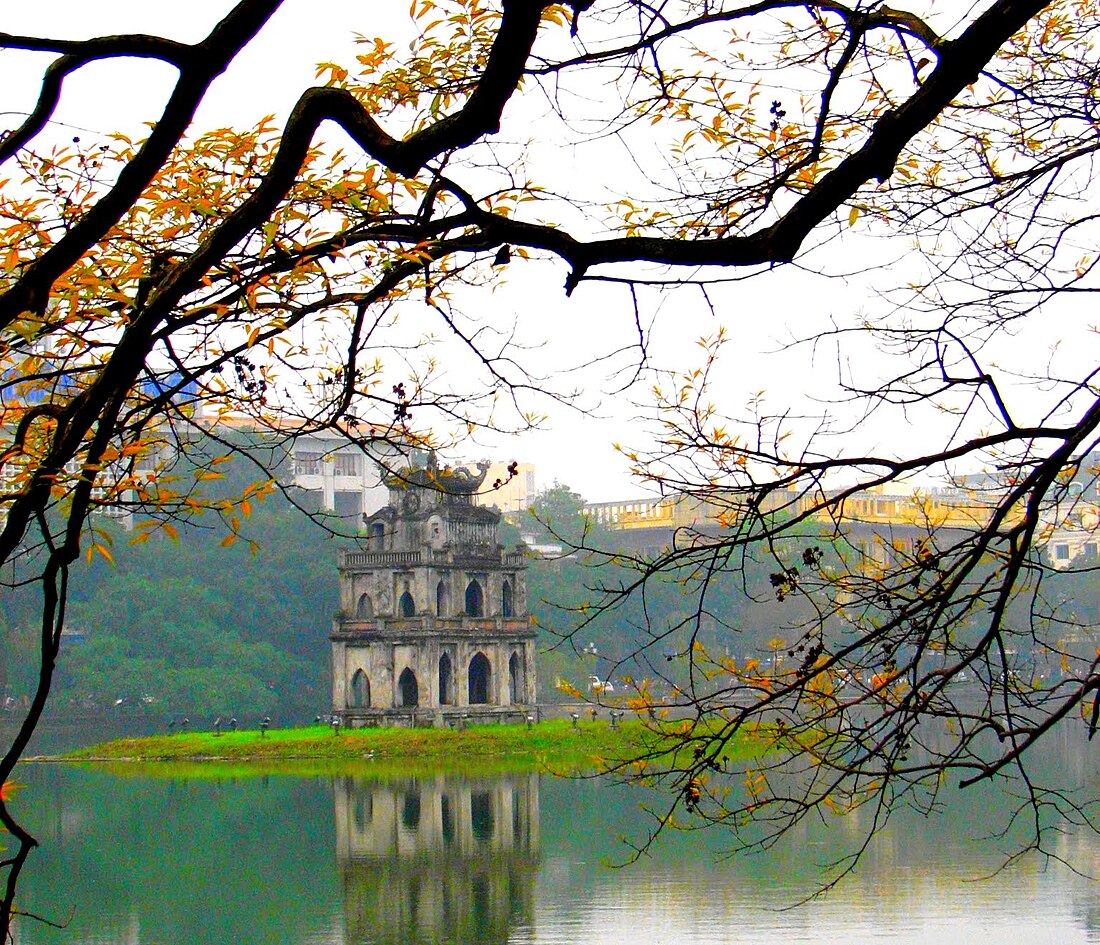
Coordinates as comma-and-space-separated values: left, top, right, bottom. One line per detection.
0, 0, 1098, 923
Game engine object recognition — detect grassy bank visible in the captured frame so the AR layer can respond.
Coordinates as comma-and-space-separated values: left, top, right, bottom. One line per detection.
59, 719, 645, 777
54, 718, 762, 779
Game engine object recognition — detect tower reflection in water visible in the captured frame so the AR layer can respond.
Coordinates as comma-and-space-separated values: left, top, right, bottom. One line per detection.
333, 773, 540, 945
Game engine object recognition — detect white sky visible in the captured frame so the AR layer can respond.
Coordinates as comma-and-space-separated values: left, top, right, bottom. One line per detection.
4, 2, 1076, 503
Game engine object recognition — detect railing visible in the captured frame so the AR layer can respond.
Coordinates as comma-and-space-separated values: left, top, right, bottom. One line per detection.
341, 548, 528, 569
587, 496, 670, 527
341, 550, 422, 568
585, 487, 1015, 534
334, 615, 535, 635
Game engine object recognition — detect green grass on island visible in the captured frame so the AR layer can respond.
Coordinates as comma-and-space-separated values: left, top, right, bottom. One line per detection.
62, 718, 641, 777
55, 718, 764, 779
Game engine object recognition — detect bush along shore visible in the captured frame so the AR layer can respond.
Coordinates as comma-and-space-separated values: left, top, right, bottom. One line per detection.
50, 717, 763, 779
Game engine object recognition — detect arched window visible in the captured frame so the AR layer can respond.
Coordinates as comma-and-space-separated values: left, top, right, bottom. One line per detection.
356, 593, 374, 619
465, 579, 484, 618
350, 669, 371, 708
509, 651, 522, 704
369, 521, 385, 550
398, 667, 419, 707
399, 590, 415, 618
436, 580, 450, 617
469, 652, 491, 704
502, 580, 513, 618
439, 652, 453, 705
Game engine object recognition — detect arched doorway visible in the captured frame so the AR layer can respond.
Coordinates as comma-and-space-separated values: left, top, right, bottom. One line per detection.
469, 652, 491, 704
398, 667, 419, 707
465, 579, 484, 617
399, 590, 415, 618
356, 594, 373, 619
502, 580, 513, 618
509, 651, 522, 704
402, 792, 422, 830
441, 794, 456, 845
350, 669, 371, 708
436, 580, 450, 617
353, 790, 373, 830
471, 790, 493, 842
439, 652, 453, 705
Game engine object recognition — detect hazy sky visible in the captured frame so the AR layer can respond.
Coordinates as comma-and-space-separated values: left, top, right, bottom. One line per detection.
0, 2, 983, 502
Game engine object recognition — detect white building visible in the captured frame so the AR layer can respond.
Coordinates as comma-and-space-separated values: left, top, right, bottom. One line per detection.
288, 429, 402, 519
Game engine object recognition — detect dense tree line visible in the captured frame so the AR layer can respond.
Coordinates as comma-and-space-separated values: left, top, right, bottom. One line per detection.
523, 483, 832, 699
4, 468, 1093, 727
0, 474, 849, 719
0, 445, 336, 722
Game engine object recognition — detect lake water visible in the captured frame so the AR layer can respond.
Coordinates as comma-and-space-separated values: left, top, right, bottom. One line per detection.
7, 728, 1100, 944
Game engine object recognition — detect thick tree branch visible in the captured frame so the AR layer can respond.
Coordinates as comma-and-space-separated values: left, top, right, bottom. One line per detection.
0, 0, 282, 327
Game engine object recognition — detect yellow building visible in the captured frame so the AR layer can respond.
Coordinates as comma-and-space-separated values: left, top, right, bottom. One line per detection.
584, 482, 1030, 570
473, 461, 537, 516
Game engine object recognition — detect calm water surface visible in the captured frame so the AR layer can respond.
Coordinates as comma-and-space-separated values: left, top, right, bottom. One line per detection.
8, 729, 1100, 944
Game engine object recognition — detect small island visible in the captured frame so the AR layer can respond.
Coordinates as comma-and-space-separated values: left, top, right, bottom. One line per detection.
54, 717, 762, 779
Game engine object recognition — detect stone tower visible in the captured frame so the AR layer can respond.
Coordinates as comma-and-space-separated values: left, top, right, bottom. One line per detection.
331, 455, 537, 726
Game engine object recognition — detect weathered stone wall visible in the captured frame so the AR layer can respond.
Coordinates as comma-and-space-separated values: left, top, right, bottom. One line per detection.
335, 637, 536, 712
332, 461, 537, 723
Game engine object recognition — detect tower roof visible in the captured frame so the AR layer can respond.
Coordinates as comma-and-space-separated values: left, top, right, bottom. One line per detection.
389, 453, 492, 496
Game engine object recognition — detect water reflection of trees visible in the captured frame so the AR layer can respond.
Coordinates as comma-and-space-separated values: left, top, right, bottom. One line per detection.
333, 773, 540, 945
673, 710, 1100, 893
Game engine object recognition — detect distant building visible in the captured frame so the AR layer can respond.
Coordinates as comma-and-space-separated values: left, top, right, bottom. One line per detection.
1044, 524, 1100, 568
288, 429, 406, 519
0, 362, 198, 530
953, 454, 1100, 568
516, 534, 565, 559
330, 454, 537, 726
584, 473, 1100, 573
274, 443, 537, 523
471, 461, 537, 516
1040, 453, 1100, 568
584, 483, 1020, 566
